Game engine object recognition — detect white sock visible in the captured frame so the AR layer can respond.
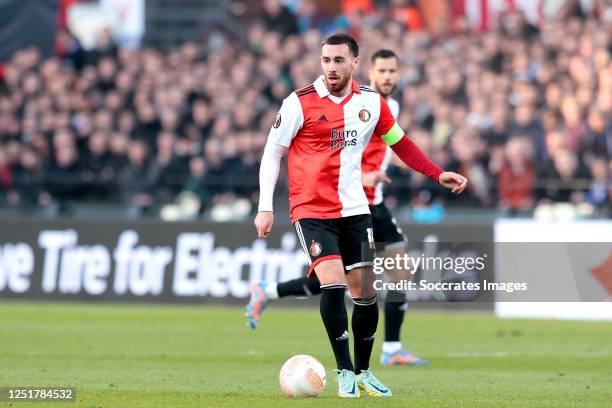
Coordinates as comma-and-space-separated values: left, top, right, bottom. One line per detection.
382, 341, 402, 354
265, 282, 279, 300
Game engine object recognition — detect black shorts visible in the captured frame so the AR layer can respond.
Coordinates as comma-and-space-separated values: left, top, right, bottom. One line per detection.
294, 214, 375, 277
369, 203, 407, 251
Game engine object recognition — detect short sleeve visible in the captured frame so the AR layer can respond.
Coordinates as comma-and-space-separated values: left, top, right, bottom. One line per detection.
267, 92, 304, 147
374, 95, 405, 146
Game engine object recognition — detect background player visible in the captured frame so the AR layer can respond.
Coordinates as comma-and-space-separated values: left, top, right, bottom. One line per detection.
254, 33, 466, 398
247, 49, 428, 367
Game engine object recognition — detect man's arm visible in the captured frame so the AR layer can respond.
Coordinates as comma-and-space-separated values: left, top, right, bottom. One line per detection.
255, 93, 303, 237
258, 143, 287, 213
255, 143, 286, 238
375, 96, 467, 194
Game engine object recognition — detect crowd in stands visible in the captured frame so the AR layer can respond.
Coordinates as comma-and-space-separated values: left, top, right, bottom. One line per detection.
0, 0, 610, 219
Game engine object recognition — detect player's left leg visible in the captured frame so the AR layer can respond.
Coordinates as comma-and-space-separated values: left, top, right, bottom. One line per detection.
345, 267, 391, 397
341, 215, 392, 397
370, 203, 428, 366
293, 217, 360, 398
245, 277, 321, 329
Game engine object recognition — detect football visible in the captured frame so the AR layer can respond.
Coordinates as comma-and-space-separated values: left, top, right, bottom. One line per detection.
279, 355, 327, 398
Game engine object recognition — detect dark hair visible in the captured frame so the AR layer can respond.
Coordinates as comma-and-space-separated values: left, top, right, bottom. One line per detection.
321, 33, 359, 57
370, 49, 398, 64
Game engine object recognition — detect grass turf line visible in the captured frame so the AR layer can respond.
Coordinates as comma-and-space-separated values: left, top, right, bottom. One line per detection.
1, 301, 611, 407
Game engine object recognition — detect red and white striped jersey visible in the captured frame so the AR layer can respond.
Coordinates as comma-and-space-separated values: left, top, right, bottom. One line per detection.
267, 75, 396, 222
361, 97, 399, 205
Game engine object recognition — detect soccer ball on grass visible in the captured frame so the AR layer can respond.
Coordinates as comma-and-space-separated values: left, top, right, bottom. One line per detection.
279, 355, 326, 398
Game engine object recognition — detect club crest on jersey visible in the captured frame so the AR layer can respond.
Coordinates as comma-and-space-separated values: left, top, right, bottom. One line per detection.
309, 240, 322, 257
273, 113, 282, 128
358, 108, 371, 122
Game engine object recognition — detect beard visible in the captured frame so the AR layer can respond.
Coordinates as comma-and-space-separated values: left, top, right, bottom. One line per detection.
377, 82, 395, 97
325, 75, 351, 94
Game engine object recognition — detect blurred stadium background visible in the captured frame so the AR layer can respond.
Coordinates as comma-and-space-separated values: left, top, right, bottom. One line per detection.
0, 0, 611, 406
0, 0, 609, 221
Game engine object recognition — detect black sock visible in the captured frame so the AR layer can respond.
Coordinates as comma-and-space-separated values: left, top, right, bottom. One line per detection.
384, 290, 406, 342
352, 296, 379, 374
320, 285, 353, 371
277, 276, 322, 298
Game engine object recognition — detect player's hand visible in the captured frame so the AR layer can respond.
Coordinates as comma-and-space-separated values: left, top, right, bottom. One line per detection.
438, 172, 467, 194
362, 170, 391, 188
254, 211, 275, 238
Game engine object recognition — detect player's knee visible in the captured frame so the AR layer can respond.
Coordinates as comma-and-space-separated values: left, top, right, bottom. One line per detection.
347, 272, 376, 298
346, 270, 377, 299
350, 287, 377, 299
314, 259, 345, 285
352, 295, 378, 307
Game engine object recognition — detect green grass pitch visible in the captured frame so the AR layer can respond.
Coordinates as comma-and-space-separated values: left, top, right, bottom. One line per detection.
1, 301, 611, 407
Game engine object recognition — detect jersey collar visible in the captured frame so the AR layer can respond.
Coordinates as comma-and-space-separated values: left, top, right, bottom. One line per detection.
313, 75, 361, 99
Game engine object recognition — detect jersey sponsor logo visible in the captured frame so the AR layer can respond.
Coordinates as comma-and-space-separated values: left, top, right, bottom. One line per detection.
318, 114, 328, 123
309, 240, 322, 256
330, 128, 358, 149
358, 108, 371, 122
273, 113, 281, 128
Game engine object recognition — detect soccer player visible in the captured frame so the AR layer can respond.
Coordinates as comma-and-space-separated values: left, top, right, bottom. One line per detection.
247, 49, 428, 367
254, 34, 466, 398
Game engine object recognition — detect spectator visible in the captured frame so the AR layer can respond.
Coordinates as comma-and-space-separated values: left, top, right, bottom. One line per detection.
10, 146, 44, 207
498, 137, 535, 212
448, 127, 491, 205
90, 27, 118, 63
510, 104, 546, 159
586, 157, 609, 207
262, 0, 299, 36
81, 130, 115, 200
584, 107, 611, 159
537, 148, 590, 203
44, 144, 81, 203
0, 146, 12, 196
389, 0, 424, 32
55, 29, 87, 71
147, 131, 189, 203
118, 139, 152, 208
182, 156, 212, 211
